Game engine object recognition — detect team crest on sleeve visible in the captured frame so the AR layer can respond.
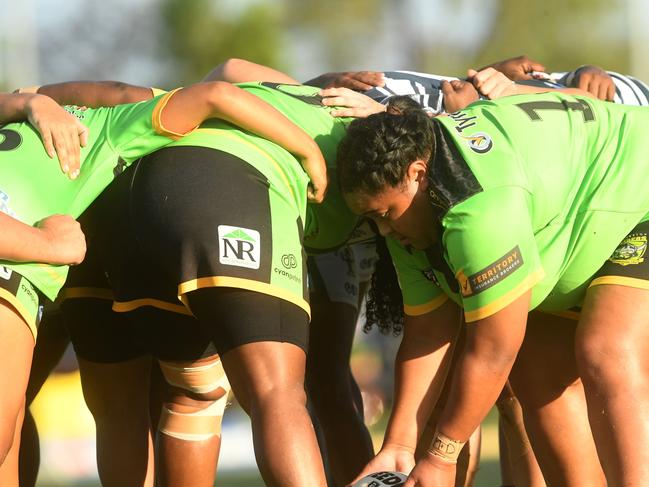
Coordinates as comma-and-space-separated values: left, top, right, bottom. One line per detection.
457, 246, 523, 297
218, 225, 260, 269
610, 232, 647, 266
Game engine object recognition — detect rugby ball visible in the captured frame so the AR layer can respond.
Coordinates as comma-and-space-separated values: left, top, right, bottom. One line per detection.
351, 471, 408, 487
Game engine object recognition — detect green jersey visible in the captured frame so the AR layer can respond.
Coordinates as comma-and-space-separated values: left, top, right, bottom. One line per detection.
0, 92, 179, 300
164, 82, 359, 253
390, 92, 649, 321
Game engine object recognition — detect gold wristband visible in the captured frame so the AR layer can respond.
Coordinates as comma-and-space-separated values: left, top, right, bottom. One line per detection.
428, 431, 465, 464
17, 85, 41, 94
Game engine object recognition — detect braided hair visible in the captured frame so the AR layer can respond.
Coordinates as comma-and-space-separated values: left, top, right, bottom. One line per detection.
338, 96, 435, 335
337, 96, 435, 196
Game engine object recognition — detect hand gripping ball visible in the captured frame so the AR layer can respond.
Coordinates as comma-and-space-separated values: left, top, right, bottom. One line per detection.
351, 471, 408, 487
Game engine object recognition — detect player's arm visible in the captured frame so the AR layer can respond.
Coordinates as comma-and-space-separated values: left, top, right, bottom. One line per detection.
0, 212, 85, 265
404, 292, 530, 487
559, 65, 615, 101
469, 68, 595, 100
202, 58, 300, 84
479, 55, 546, 81
0, 92, 88, 179
163, 81, 327, 202
304, 70, 384, 90
352, 301, 462, 482
23, 81, 153, 108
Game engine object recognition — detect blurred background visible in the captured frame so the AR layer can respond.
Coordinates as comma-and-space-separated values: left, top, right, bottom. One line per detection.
1, 0, 648, 485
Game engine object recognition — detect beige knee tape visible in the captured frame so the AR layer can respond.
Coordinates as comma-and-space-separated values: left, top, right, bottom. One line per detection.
158, 393, 229, 441
159, 356, 229, 395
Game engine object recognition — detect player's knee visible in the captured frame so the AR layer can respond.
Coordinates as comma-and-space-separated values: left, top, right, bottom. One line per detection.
576, 332, 635, 385
158, 356, 231, 441
158, 394, 229, 442
251, 381, 308, 412
159, 355, 230, 398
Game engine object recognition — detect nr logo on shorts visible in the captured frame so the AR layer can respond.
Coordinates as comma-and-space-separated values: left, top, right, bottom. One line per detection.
218, 225, 260, 269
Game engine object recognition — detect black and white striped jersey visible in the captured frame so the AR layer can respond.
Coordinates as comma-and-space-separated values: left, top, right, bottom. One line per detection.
364, 68, 649, 114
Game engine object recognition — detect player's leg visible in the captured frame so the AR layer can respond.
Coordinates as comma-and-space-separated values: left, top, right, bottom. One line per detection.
155, 357, 227, 487
187, 288, 327, 487
19, 308, 70, 487
565, 220, 649, 486
509, 311, 605, 486
495, 384, 545, 487
575, 231, 649, 487
134, 307, 226, 487
576, 284, 649, 486
0, 296, 37, 487
306, 249, 374, 485
64, 297, 155, 487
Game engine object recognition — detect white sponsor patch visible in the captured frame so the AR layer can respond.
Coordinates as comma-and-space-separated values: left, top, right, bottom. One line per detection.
218, 225, 260, 269
0, 266, 12, 280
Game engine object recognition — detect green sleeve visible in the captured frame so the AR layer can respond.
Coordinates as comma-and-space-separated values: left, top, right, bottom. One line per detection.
387, 237, 448, 316
443, 186, 544, 322
104, 92, 177, 161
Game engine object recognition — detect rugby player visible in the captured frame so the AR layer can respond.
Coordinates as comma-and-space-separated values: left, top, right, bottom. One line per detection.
337, 72, 649, 486
0, 82, 328, 486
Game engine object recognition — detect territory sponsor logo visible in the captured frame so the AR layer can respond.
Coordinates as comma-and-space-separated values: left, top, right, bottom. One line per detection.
610, 232, 647, 266
218, 225, 260, 269
457, 246, 523, 297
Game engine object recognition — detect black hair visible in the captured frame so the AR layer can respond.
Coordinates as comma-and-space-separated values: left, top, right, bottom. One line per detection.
337, 96, 435, 196
364, 234, 404, 336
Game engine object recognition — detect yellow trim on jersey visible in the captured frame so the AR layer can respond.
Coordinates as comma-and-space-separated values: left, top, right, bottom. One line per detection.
177, 276, 311, 319
403, 294, 449, 316
59, 287, 114, 301
152, 88, 198, 140
0, 288, 37, 340
112, 298, 193, 316
193, 128, 297, 202
464, 268, 545, 323
589, 275, 649, 291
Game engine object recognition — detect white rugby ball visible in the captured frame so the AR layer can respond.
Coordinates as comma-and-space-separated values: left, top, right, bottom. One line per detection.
351, 471, 408, 487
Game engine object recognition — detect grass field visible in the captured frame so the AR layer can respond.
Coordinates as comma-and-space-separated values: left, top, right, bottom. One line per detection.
33, 364, 505, 486
38, 408, 503, 486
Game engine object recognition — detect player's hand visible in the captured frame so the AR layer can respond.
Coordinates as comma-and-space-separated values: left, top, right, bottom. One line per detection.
36, 214, 86, 265
441, 79, 479, 113
320, 87, 387, 118
483, 55, 546, 81
403, 453, 456, 487
572, 65, 615, 101
24, 94, 89, 180
306, 71, 385, 91
349, 444, 415, 486
299, 146, 328, 204
468, 68, 518, 100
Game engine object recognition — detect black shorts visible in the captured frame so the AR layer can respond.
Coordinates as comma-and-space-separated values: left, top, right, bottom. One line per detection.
60, 147, 309, 361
